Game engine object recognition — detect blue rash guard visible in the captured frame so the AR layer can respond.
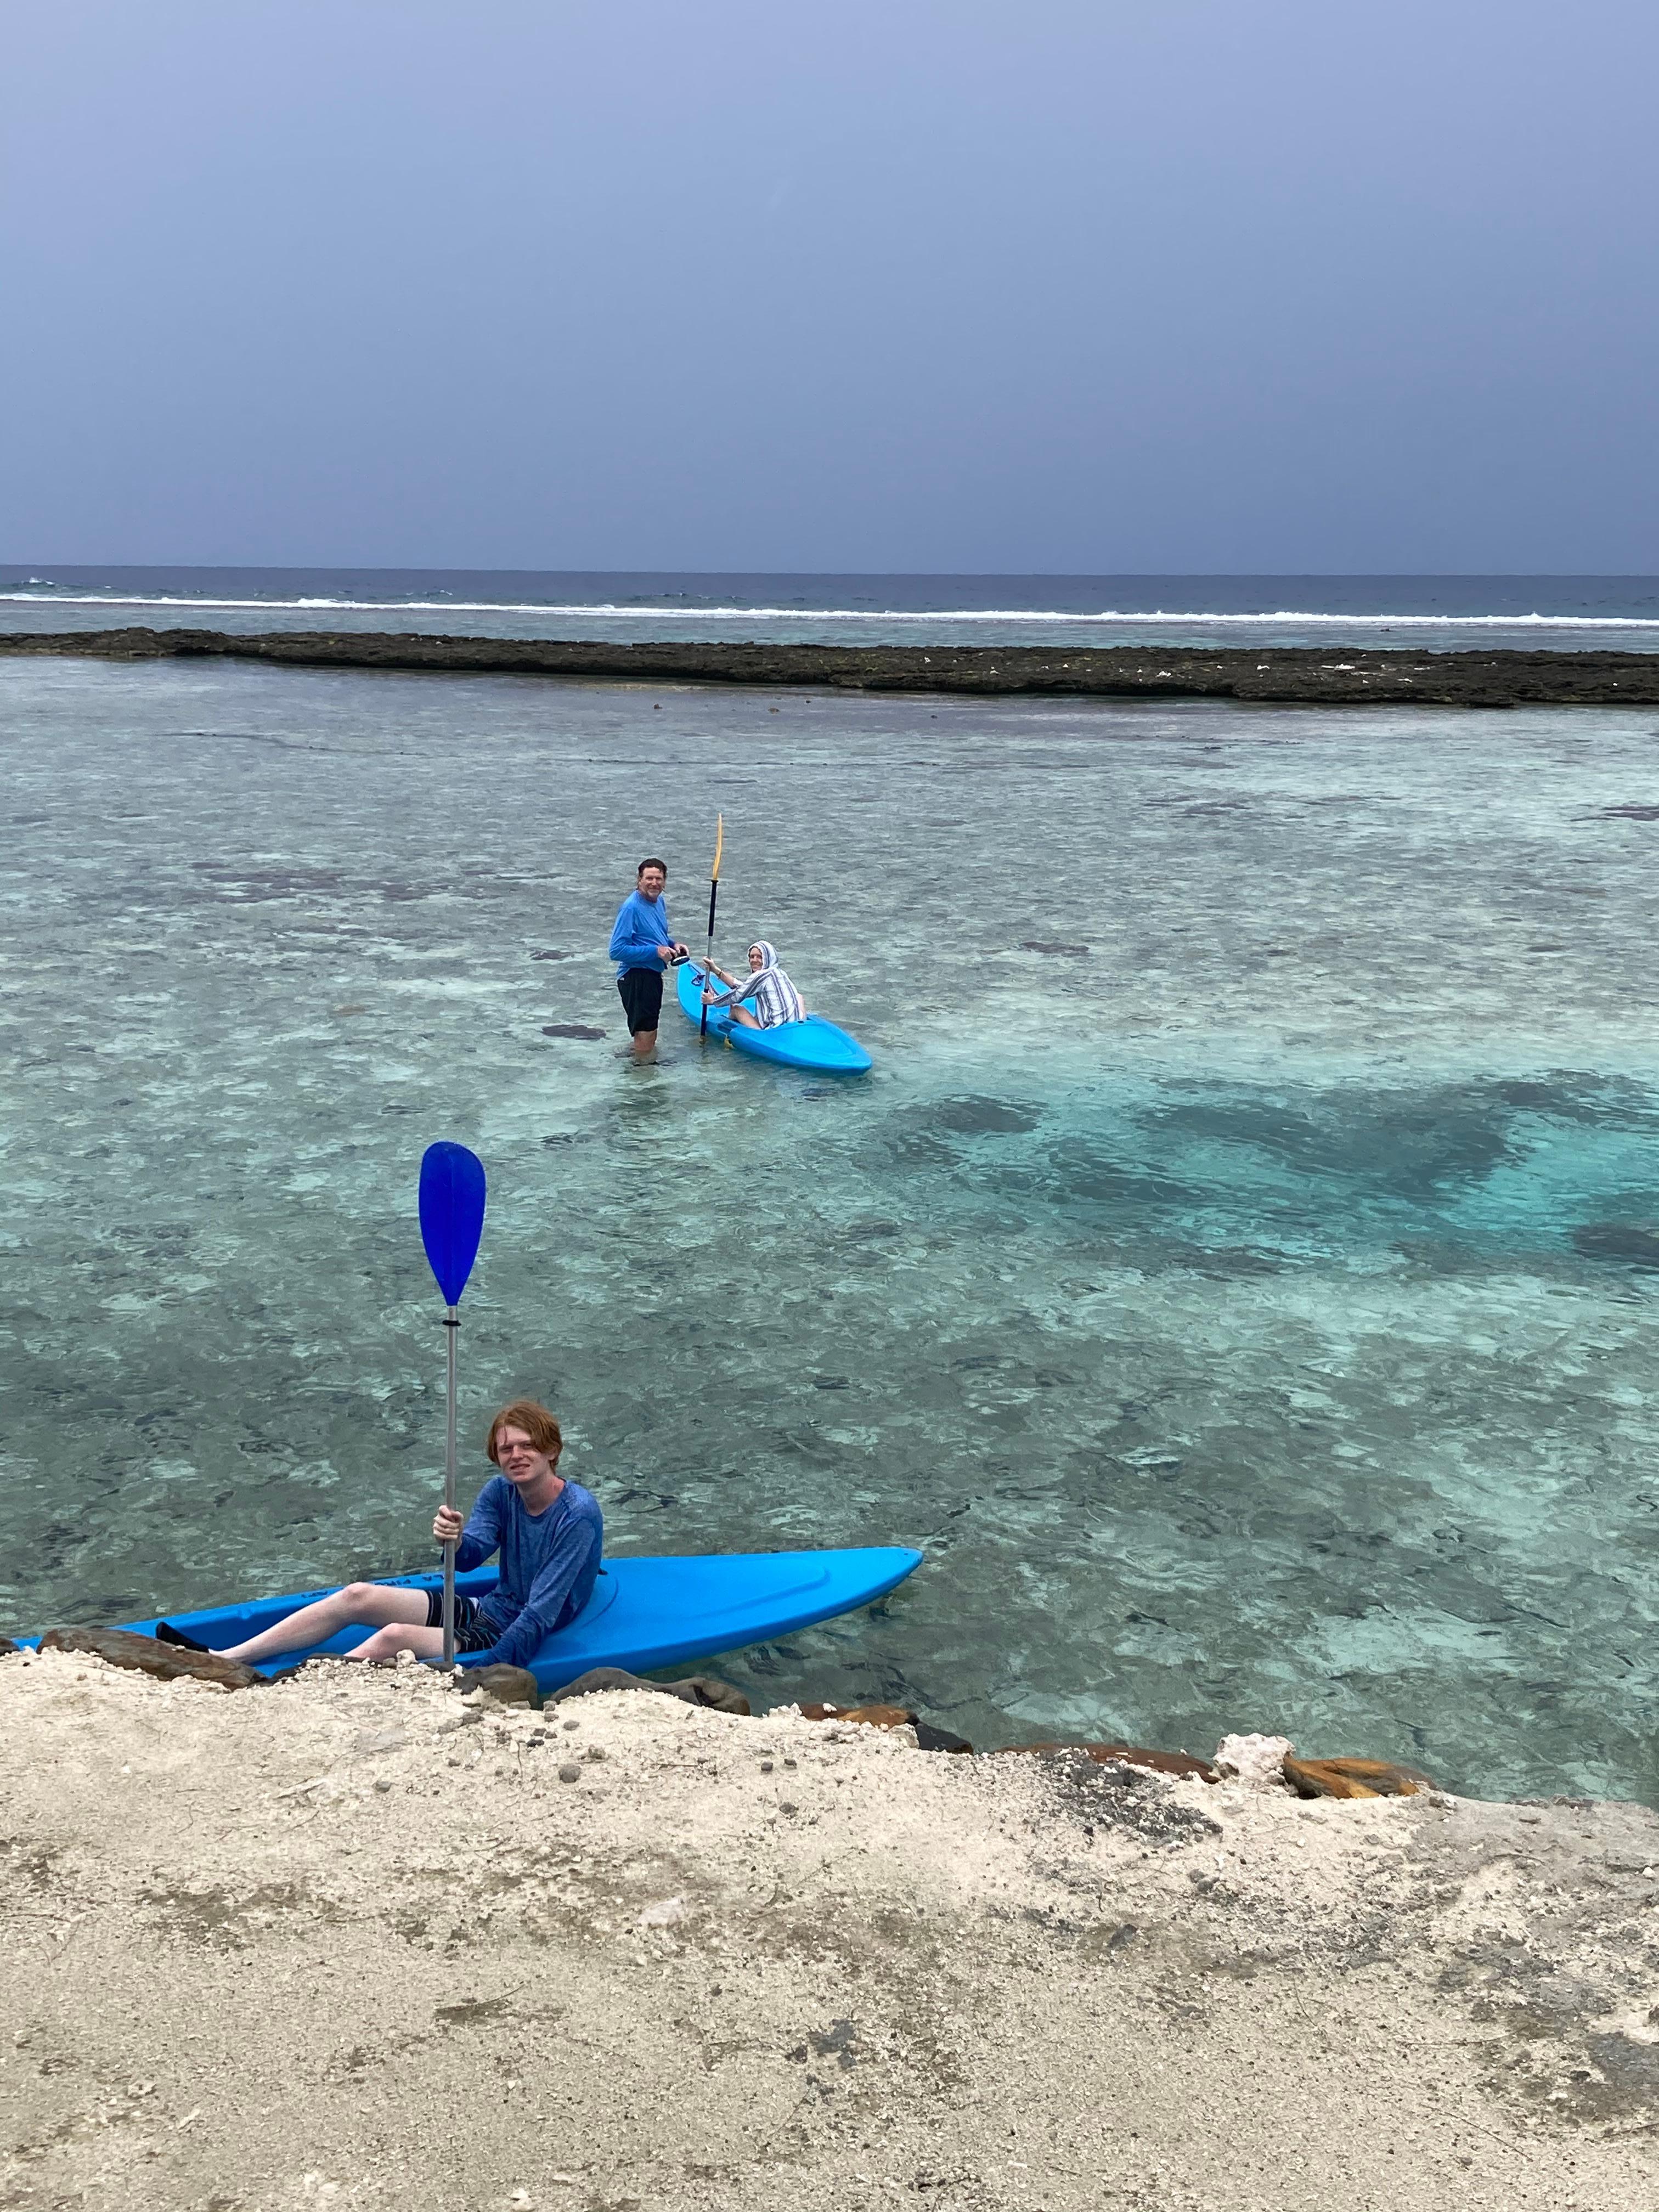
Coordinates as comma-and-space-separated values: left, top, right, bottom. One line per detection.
449, 1475, 603, 1672
608, 890, 674, 974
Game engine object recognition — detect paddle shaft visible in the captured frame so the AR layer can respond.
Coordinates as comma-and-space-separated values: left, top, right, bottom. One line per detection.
442, 1306, 459, 1666
699, 879, 720, 1036
699, 815, 724, 1036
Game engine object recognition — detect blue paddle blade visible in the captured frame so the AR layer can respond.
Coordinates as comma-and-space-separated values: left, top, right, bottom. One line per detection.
419, 1142, 487, 1306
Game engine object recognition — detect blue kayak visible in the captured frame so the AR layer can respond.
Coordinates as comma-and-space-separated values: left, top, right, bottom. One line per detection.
19, 1545, 922, 1694
677, 959, 872, 1074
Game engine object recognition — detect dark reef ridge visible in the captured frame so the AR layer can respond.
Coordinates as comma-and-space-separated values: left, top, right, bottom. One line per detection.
6, 624, 1659, 706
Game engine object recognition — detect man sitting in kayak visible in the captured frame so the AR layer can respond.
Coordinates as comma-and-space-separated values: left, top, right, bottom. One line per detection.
156, 1401, 602, 1671
702, 940, 808, 1029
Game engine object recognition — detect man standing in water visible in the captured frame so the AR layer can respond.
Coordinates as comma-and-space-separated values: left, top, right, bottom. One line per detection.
608, 857, 687, 1062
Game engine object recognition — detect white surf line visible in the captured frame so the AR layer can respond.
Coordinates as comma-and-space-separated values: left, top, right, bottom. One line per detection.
4, 594, 1659, 629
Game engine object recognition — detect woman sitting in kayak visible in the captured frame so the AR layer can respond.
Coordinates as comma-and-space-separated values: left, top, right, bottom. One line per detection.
155, 1401, 602, 1672
702, 940, 808, 1029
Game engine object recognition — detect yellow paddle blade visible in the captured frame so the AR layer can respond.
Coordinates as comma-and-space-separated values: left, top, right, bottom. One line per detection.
711, 812, 724, 883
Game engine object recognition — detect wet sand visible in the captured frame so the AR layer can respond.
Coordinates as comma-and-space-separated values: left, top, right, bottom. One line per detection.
5, 625, 1659, 705
4, 1647, 1657, 2211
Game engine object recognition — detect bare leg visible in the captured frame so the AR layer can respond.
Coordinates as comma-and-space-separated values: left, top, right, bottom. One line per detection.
730, 1007, 763, 1029
213, 1581, 433, 1663
352, 1621, 449, 1661
631, 1025, 658, 1061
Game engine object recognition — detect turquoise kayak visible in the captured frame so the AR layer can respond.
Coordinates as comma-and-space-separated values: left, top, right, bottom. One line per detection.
18, 1545, 922, 1694
676, 959, 872, 1074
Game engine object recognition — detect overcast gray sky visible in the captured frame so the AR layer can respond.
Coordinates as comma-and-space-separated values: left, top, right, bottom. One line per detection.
4, 1, 1655, 572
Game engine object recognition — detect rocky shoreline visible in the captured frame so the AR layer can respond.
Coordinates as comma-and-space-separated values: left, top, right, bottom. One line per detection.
5, 1644, 1658, 2211
5, 624, 1659, 707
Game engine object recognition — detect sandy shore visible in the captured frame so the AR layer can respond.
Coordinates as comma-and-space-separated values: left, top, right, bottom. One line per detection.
5, 626, 1659, 706
5, 1652, 1657, 2211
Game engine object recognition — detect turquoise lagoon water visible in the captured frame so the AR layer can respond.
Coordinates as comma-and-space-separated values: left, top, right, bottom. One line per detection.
4, 655, 1659, 1801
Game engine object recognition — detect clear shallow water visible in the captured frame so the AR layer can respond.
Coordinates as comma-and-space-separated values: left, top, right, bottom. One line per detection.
4, 567, 1659, 654
4, 658, 1659, 1801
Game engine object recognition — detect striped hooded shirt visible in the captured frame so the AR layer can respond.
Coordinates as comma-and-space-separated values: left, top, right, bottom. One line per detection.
709, 940, 805, 1028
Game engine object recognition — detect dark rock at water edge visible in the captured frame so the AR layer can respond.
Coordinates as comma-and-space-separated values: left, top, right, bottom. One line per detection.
553, 1666, 752, 1715
6, 627, 1659, 707
913, 1719, 974, 1753
38, 1624, 264, 1690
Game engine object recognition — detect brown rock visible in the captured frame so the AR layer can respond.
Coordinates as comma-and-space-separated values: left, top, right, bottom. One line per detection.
1282, 1754, 1434, 1799
461, 1664, 541, 1709
672, 1675, 752, 1716
798, 1703, 917, 1729
795, 1703, 971, 1750
994, 1741, 1217, 1782
38, 1626, 263, 1691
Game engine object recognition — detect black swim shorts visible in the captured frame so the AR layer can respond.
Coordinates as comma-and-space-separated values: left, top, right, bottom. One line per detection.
423, 1587, 495, 1654
616, 965, 665, 1035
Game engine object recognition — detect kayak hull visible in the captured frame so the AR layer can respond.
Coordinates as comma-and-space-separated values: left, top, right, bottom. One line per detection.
18, 1545, 923, 1694
676, 960, 872, 1074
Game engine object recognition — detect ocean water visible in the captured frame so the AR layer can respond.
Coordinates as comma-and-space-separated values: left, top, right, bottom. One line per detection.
4, 654, 1659, 1802
4, 566, 1659, 654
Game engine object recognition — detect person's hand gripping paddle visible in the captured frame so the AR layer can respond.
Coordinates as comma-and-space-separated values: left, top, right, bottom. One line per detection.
699, 813, 724, 1037
417, 1141, 487, 1667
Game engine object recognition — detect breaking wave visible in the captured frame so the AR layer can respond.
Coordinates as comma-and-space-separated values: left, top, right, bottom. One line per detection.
4, 591, 1659, 629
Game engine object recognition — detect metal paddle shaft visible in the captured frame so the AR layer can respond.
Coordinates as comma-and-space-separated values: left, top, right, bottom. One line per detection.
700, 812, 724, 1036
442, 1304, 459, 1666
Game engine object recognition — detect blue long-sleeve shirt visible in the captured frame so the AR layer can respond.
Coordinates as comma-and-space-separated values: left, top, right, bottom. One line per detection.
450, 1475, 603, 1672
608, 890, 673, 974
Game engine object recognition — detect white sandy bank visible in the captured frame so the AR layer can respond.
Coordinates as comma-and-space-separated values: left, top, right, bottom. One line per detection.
3, 1649, 1657, 2211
